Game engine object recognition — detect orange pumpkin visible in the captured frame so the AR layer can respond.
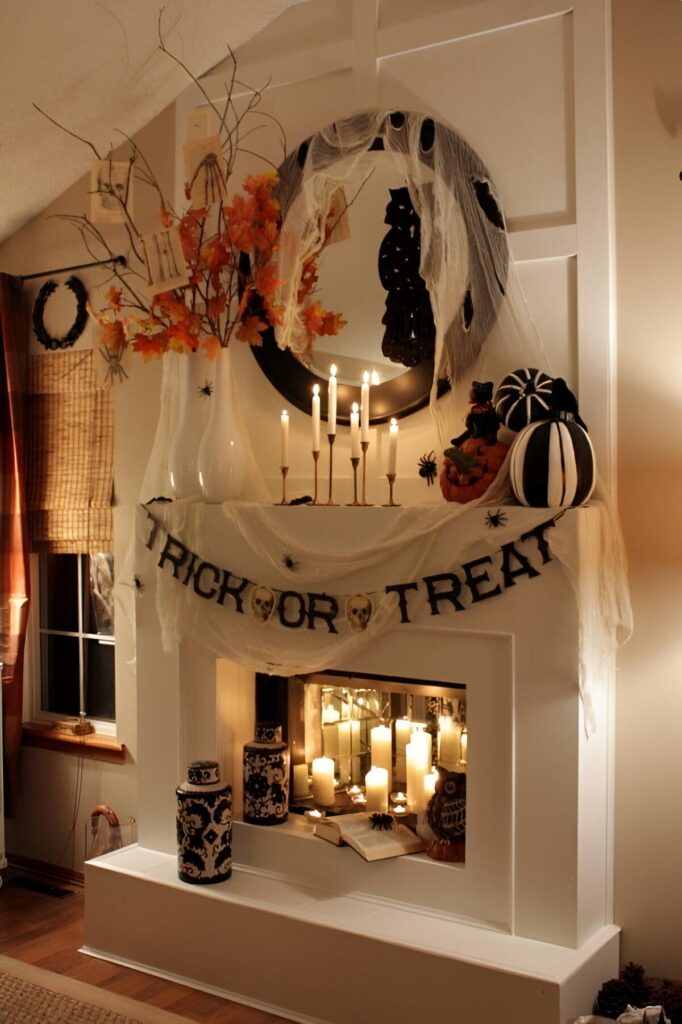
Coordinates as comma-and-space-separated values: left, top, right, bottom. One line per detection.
440, 437, 509, 503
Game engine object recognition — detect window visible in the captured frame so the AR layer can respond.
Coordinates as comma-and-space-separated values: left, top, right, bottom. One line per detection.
38, 553, 115, 725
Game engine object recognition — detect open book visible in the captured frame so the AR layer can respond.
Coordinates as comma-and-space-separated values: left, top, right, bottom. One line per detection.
314, 812, 426, 862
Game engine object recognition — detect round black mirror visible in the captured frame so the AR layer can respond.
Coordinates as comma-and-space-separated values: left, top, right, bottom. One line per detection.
251, 111, 508, 425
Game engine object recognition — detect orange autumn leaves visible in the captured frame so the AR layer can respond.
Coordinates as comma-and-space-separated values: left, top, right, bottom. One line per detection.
98, 169, 346, 364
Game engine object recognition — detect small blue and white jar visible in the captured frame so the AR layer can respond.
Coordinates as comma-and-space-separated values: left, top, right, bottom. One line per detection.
243, 722, 290, 826
176, 760, 232, 884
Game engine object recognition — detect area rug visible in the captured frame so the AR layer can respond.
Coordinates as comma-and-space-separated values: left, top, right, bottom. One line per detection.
0, 954, 190, 1023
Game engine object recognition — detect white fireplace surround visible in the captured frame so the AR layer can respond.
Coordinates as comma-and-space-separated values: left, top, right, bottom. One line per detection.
84, 503, 618, 1023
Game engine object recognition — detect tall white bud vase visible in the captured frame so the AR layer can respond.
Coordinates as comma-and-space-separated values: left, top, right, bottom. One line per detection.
197, 346, 246, 502
167, 353, 210, 499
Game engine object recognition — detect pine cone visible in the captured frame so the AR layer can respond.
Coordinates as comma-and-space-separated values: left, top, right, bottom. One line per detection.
654, 980, 682, 1024
621, 963, 655, 1007
594, 978, 636, 1019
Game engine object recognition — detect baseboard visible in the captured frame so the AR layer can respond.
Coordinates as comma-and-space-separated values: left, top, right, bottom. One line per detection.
7, 852, 85, 888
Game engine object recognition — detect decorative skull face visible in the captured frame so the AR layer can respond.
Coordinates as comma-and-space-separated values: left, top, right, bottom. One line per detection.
345, 594, 372, 633
250, 586, 276, 624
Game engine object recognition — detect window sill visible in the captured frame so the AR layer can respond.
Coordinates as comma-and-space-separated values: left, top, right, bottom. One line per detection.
22, 722, 127, 763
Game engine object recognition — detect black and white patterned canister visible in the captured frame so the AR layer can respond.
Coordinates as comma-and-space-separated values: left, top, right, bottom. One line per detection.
243, 722, 290, 826
176, 760, 232, 885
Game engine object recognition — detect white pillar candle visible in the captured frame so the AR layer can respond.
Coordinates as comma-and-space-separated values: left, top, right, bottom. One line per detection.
365, 766, 389, 812
460, 727, 468, 766
394, 717, 411, 783
423, 767, 439, 803
370, 724, 392, 781
406, 731, 432, 812
327, 364, 337, 435
322, 722, 339, 759
395, 718, 411, 757
312, 757, 336, 806
360, 371, 370, 442
338, 720, 351, 783
411, 725, 432, 765
350, 402, 361, 458
387, 418, 398, 475
280, 410, 289, 467
438, 716, 461, 768
350, 719, 362, 782
312, 384, 321, 451
293, 763, 310, 799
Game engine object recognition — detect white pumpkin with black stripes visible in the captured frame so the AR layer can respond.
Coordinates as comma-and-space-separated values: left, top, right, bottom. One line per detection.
509, 419, 596, 507
494, 368, 554, 432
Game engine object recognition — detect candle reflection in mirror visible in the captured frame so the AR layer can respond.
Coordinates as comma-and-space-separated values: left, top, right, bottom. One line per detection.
459, 727, 468, 767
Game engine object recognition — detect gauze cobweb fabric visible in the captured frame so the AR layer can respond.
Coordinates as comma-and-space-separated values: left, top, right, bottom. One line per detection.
270, 109, 547, 449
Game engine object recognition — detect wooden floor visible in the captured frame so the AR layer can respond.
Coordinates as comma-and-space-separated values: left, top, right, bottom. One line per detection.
0, 870, 284, 1023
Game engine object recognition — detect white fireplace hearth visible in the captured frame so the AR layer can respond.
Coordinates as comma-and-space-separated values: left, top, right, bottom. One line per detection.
84, 503, 618, 1024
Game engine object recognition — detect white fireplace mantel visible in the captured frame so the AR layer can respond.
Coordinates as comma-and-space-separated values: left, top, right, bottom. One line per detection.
84, 502, 618, 1024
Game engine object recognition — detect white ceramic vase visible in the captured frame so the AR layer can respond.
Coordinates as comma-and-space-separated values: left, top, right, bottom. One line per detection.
196, 347, 246, 502
167, 353, 210, 499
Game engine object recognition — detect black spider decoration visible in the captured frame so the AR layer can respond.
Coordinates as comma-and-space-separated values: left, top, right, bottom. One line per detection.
198, 380, 213, 397
484, 509, 507, 529
418, 451, 438, 486
133, 574, 145, 594
189, 151, 227, 205
99, 344, 129, 384
282, 552, 299, 571
369, 813, 394, 832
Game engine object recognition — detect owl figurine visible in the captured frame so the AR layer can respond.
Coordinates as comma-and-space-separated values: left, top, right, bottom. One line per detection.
426, 766, 467, 862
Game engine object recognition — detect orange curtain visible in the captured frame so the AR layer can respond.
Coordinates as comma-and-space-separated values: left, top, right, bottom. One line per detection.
0, 273, 30, 817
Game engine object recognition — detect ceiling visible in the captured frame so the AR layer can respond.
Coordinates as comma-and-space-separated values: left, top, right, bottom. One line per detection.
0, 0, 301, 244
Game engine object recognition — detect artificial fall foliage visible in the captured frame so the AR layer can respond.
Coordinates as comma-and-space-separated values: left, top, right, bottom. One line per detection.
41, 31, 346, 374
96, 171, 345, 365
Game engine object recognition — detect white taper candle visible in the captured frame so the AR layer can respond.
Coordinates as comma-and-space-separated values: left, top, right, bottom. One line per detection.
312, 384, 321, 451
350, 402, 361, 458
361, 371, 370, 442
387, 418, 398, 475
328, 364, 337, 435
280, 410, 289, 467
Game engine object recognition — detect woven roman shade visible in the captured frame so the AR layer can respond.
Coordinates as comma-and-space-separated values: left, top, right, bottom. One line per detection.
25, 350, 113, 553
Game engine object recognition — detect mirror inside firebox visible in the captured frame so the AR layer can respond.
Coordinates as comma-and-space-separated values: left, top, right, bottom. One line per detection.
256, 671, 467, 817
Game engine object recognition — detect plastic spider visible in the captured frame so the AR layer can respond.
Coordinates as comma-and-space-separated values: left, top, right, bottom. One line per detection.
282, 552, 299, 571
484, 509, 508, 529
418, 451, 437, 486
133, 574, 145, 594
190, 152, 227, 205
369, 813, 395, 832
99, 345, 128, 384
197, 380, 213, 397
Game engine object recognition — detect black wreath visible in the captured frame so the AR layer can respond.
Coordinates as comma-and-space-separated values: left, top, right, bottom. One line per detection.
32, 276, 89, 350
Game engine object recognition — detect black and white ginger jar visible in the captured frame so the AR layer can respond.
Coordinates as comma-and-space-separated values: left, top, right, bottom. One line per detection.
176, 760, 232, 884
243, 722, 290, 826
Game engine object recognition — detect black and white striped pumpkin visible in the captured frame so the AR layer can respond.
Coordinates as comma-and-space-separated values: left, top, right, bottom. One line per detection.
509, 419, 596, 507
494, 368, 554, 432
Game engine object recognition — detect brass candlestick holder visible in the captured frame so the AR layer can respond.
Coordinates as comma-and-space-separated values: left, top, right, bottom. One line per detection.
279, 466, 289, 505
312, 449, 320, 504
326, 434, 337, 505
382, 473, 400, 507
360, 440, 373, 506
347, 456, 361, 506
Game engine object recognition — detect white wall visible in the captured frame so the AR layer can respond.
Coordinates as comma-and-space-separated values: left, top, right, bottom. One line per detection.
612, 0, 682, 977
0, 105, 172, 872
